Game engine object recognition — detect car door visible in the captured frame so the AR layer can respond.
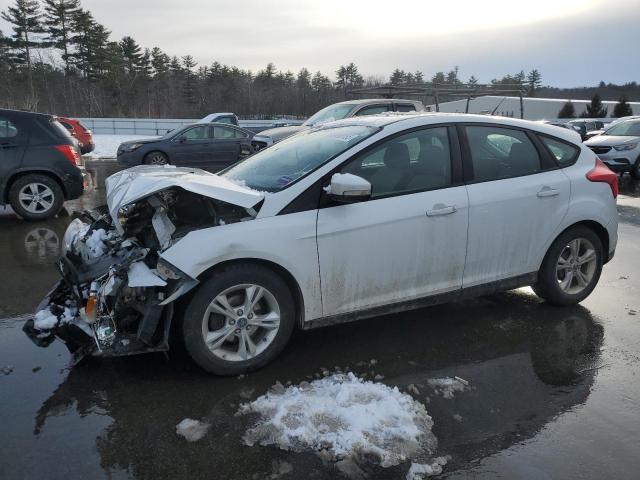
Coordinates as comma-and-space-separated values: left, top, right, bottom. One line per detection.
167, 125, 212, 165
0, 114, 27, 197
316, 126, 469, 316
461, 124, 570, 288
206, 125, 243, 171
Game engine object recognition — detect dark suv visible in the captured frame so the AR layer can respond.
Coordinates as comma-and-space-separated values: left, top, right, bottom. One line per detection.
0, 109, 84, 220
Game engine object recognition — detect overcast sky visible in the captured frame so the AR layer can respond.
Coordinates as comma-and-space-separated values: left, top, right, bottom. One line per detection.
1, 0, 639, 87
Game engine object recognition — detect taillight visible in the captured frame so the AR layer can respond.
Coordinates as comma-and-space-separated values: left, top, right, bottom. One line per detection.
586, 158, 618, 198
54, 144, 80, 166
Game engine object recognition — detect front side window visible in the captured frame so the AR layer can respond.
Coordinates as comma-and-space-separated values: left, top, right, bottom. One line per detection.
0, 117, 18, 139
340, 127, 452, 197
222, 125, 377, 192
216, 117, 234, 124
540, 136, 579, 167
466, 126, 541, 182
180, 126, 210, 140
355, 105, 390, 116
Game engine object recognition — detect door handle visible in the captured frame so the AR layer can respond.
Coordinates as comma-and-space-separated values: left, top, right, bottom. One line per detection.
426, 204, 456, 216
0, 144, 17, 149
537, 187, 560, 198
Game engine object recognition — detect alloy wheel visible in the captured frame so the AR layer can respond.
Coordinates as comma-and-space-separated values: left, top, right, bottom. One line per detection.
201, 284, 281, 362
556, 238, 598, 295
18, 183, 55, 214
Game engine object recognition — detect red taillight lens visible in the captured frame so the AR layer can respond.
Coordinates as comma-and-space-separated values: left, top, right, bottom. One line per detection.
586, 158, 618, 198
54, 144, 80, 166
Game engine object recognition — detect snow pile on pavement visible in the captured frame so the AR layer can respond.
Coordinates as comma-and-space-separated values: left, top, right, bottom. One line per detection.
86, 134, 156, 159
406, 457, 449, 479
238, 373, 441, 472
427, 377, 469, 399
176, 418, 210, 442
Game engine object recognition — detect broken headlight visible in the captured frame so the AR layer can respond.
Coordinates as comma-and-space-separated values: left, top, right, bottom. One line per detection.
62, 218, 88, 255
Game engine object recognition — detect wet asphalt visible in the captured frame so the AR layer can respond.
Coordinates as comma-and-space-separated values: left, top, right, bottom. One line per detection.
1, 171, 639, 480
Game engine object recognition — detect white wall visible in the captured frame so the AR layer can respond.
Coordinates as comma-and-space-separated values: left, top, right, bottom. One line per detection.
428, 96, 640, 120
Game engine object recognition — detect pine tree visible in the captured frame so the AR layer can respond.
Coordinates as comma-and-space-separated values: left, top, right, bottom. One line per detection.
414, 71, 424, 83
613, 96, 633, 117
182, 55, 198, 111
431, 71, 445, 85
583, 94, 608, 118
120, 36, 142, 74
1, 0, 45, 104
557, 101, 576, 118
468, 75, 479, 87
446, 66, 460, 85
526, 69, 542, 96
390, 68, 404, 85
71, 10, 110, 79
43, 0, 80, 72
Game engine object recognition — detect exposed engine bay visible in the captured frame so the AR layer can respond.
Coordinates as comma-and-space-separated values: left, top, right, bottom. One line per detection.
23, 166, 263, 362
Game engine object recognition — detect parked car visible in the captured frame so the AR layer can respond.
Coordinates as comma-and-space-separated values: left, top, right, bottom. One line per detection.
197, 112, 240, 126
57, 117, 95, 154
584, 118, 640, 178
252, 98, 424, 149
116, 122, 254, 171
0, 109, 83, 221
25, 114, 618, 375
567, 119, 605, 140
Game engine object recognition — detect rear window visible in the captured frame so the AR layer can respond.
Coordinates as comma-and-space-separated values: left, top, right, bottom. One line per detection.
0, 117, 19, 138
540, 136, 580, 167
396, 104, 417, 112
52, 120, 74, 139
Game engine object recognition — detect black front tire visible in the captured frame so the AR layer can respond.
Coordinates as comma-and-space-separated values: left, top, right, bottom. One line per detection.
533, 226, 603, 306
8, 174, 64, 221
182, 264, 296, 375
143, 151, 169, 165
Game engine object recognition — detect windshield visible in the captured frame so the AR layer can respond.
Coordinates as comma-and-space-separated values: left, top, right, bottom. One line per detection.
222, 125, 378, 192
603, 121, 640, 137
303, 104, 355, 126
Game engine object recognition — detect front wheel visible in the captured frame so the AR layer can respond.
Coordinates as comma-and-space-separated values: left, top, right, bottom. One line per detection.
182, 264, 295, 375
533, 226, 603, 306
144, 151, 169, 165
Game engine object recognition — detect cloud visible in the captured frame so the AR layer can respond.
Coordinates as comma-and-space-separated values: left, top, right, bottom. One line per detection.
1, 0, 637, 86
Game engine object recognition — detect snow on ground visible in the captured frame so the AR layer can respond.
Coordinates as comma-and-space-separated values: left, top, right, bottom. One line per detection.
427, 377, 469, 399
238, 373, 443, 475
175, 418, 210, 442
85, 134, 157, 158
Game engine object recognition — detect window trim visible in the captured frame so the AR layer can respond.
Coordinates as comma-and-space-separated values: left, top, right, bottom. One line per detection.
172, 125, 211, 142
458, 122, 559, 185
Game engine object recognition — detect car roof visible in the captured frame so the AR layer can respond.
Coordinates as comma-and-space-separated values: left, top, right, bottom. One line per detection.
334, 98, 422, 106
321, 113, 582, 144
0, 108, 53, 120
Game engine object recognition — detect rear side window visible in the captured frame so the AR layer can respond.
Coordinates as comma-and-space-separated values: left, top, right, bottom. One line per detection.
466, 126, 541, 182
355, 105, 390, 116
0, 117, 18, 138
396, 104, 416, 112
213, 125, 241, 139
540, 136, 579, 167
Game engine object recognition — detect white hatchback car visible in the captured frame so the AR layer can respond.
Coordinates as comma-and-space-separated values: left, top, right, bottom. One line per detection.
26, 114, 619, 375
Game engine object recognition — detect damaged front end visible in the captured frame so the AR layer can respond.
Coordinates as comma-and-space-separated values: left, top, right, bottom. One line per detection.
24, 166, 264, 363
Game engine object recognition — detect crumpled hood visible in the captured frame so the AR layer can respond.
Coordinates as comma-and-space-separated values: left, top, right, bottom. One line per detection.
105, 165, 264, 232
585, 135, 640, 147
256, 125, 306, 143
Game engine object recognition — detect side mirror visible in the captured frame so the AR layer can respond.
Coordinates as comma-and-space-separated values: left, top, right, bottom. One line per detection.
178, 135, 187, 143
324, 173, 371, 203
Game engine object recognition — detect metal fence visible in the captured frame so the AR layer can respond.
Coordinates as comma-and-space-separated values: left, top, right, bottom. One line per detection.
75, 117, 305, 135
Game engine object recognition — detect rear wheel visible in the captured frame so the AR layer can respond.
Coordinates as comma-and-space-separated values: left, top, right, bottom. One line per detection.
9, 174, 64, 221
144, 151, 169, 165
533, 226, 603, 306
182, 264, 295, 375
